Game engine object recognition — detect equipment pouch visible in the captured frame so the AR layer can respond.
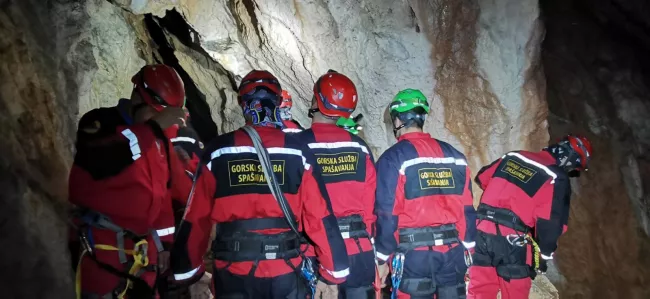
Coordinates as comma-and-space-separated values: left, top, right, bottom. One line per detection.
399, 278, 436, 297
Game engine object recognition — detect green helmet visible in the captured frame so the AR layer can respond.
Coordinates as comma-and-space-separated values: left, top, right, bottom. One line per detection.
389, 89, 430, 114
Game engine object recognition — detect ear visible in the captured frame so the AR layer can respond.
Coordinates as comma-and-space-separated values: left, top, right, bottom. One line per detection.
310, 96, 318, 109
393, 116, 402, 127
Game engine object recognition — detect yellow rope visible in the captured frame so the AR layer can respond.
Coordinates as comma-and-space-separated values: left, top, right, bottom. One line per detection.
75, 240, 150, 299
76, 249, 87, 299
526, 235, 541, 270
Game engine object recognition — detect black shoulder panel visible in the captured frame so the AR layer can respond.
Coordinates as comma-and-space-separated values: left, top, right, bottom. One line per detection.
73, 107, 135, 180
492, 153, 553, 198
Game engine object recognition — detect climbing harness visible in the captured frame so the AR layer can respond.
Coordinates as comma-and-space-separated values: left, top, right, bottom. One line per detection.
73, 209, 164, 299
390, 252, 405, 299
505, 234, 541, 271
397, 224, 460, 251
475, 203, 542, 279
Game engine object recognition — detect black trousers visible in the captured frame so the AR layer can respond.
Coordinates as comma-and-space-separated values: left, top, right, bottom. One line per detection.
213, 269, 309, 299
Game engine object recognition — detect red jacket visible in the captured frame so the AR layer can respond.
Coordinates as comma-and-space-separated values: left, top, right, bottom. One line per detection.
296, 123, 376, 256
171, 126, 350, 283
68, 105, 196, 291
374, 132, 476, 262
475, 150, 571, 259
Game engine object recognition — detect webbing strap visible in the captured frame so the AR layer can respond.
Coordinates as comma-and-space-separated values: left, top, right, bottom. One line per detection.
211, 233, 302, 262
337, 214, 368, 239
398, 224, 459, 250
151, 230, 164, 253
476, 204, 532, 233
241, 126, 302, 238
77, 209, 164, 263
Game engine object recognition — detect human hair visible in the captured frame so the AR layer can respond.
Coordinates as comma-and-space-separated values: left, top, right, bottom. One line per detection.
392, 107, 427, 129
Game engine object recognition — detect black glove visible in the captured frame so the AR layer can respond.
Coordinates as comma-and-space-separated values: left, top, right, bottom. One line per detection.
538, 258, 548, 273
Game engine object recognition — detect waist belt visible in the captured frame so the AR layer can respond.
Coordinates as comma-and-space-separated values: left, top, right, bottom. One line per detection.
398, 224, 459, 251
337, 214, 368, 239
476, 203, 532, 233
212, 217, 302, 262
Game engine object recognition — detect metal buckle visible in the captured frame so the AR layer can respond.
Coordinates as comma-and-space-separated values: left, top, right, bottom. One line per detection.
506, 234, 528, 247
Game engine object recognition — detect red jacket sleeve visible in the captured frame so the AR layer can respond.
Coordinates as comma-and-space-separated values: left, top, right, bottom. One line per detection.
363, 155, 377, 238
534, 174, 571, 259
457, 164, 477, 249
170, 165, 216, 283
474, 157, 503, 191
300, 155, 350, 283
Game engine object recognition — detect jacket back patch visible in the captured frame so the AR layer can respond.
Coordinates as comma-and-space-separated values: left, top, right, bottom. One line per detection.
403, 159, 466, 199
493, 155, 552, 197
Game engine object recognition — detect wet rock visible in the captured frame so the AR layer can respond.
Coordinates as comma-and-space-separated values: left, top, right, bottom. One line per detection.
542, 0, 650, 297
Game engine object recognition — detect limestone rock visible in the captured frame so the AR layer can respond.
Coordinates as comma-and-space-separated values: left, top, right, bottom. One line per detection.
164, 29, 243, 134
0, 0, 146, 296
542, 0, 650, 298
113, 0, 549, 177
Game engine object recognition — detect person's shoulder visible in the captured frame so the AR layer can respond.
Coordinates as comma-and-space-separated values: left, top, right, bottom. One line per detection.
433, 138, 468, 160
77, 106, 122, 138
378, 139, 413, 162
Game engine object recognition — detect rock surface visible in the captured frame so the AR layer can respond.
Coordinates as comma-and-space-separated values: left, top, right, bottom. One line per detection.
112, 0, 550, 168
0, 0, 144, 297
542, 0, 650, 298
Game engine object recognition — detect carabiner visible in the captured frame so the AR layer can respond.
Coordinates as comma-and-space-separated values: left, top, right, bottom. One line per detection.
391, 252, 405, 299
506, 234, 528, 247
300, 258, 317, 296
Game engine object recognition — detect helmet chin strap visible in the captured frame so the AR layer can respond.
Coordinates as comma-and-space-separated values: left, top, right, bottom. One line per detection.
392, 118, 415, 138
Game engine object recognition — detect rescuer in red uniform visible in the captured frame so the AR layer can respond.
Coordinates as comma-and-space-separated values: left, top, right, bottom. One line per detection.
467, 135, 593, 299
295, 70, 377, 298
375, 89, 476, 299
279, 89, 304, 133
69, 64, 202, 298
170, 70, 350, 299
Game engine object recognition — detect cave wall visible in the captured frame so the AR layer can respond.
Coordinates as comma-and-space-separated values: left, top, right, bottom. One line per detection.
0, 0, 237, 296
0, 0, 141, 296
541, 0, 650, 298
8, 0, 650, 298
112, 0, 550, 168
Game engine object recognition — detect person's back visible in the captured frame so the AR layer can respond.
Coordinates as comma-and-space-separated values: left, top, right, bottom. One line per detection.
476, 150, 562, 235
375, 89, 475, 299
297, 70, 377, 298
171, 70, 349, 299
382, 135, 473, 232
468, 135, 593, 299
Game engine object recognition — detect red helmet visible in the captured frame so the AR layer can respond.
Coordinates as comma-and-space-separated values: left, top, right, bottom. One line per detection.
559, 135, 593, 171
131, 64, 185, 112
238, 70, 282, 106
312, 71, 358, 118
280, 90, 293, 109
